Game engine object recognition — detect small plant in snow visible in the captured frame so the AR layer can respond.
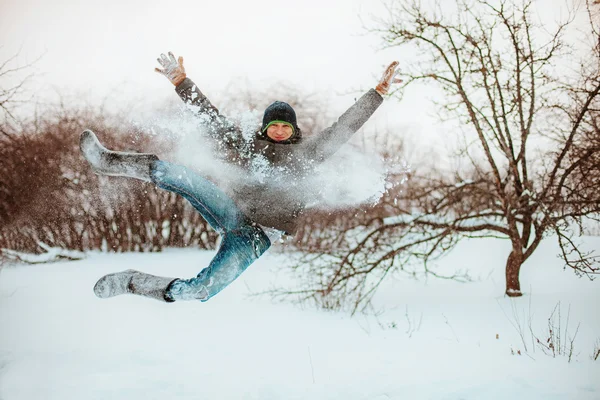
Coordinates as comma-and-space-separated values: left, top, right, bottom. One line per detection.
530, 302, 580, 362
500, 298, 582, 362
375, 306, 422, 336
405, 306, 423, 338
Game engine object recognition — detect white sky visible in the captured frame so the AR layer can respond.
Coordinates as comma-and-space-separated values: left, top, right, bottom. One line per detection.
0, 0, 437, 153
0, 0, 398, 103
0, 0, 590, 160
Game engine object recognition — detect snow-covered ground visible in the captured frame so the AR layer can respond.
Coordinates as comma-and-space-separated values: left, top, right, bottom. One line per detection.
1, 237, 599, 400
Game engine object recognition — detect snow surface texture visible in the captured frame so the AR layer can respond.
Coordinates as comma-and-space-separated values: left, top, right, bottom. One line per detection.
1, 237, 599, 399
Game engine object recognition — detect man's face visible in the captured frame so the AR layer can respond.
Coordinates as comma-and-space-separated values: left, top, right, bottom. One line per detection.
266, 123, 294, 142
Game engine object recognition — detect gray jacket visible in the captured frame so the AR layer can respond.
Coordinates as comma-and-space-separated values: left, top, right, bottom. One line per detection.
175, 78, 383, 235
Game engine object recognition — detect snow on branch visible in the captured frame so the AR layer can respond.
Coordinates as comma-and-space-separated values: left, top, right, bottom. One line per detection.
1, 242, 85, 264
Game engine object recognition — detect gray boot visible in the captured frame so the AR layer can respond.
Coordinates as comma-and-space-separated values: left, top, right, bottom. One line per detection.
80, 129, 159, 182
94, 269, 178, 303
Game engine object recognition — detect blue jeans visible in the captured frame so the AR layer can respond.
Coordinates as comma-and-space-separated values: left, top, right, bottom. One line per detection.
150, 160, 271, 301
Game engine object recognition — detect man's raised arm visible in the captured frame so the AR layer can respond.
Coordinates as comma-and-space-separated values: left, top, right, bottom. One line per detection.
300, 61, 402, 163
155, 52, 240, 143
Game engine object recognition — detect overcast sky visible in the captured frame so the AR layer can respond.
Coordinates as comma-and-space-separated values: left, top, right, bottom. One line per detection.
1, 0, 396, 103
0, 0, 589, 158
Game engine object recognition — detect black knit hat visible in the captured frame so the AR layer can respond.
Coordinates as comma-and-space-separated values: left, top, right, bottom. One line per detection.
259, 101, 302, 143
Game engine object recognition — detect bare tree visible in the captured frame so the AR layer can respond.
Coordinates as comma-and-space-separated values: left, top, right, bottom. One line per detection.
376, 0, 600, 296
270, 0, 600, 312
0, 47, 40, 128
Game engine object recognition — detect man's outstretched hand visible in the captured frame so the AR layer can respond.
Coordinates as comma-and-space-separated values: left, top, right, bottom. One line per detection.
375, 61, 402, 96
155, 52, 186, 86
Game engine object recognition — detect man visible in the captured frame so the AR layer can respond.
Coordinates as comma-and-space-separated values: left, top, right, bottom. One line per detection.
81, 52, 401, 303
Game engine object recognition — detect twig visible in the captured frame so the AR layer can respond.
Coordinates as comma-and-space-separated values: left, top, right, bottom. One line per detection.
442, 313, 460, 343
308, 346, 316, 384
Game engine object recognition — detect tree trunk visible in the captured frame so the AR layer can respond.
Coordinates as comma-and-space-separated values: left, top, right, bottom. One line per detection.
505, 250, 523, 297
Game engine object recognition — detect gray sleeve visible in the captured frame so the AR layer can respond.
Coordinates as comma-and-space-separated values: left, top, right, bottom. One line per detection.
175, 78, 243, 147
301, 89, 383, 162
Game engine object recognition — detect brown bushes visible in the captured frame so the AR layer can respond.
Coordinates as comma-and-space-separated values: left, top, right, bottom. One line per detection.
0, 87, 400, 262
0, 107, 218, 254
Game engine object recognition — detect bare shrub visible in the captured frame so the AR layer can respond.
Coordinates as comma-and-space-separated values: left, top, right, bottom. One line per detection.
0, 104, 218, 256
530, 302, 580, 362
0, 77, 339, 259
264, 138, 420, 314
501, 299, 582, 362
